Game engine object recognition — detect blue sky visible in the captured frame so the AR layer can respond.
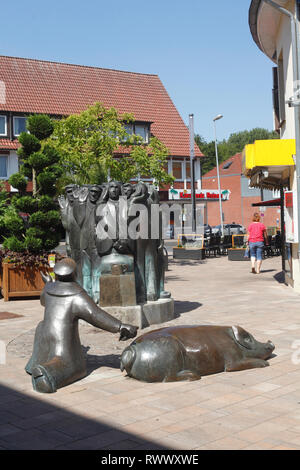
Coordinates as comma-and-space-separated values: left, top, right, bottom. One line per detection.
1, 0, 274, 142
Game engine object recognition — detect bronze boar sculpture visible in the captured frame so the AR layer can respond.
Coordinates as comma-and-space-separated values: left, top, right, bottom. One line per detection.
25, 258, 138, 393
120, 325, 275, 382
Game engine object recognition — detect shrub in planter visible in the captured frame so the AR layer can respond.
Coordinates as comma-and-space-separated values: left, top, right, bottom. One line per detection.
0, 185, 9, 242
2, 114, 63, 257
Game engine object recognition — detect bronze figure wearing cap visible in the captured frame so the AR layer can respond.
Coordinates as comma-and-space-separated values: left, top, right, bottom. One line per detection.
25, 258, 138, 393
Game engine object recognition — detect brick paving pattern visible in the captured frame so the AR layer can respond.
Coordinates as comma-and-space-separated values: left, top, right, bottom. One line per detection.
1, 255, 300, 450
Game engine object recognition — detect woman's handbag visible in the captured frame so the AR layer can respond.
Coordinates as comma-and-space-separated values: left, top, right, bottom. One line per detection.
244, 245, 250, 258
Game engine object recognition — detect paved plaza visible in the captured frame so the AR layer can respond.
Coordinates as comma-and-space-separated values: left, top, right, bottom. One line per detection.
1, 254, 300, 450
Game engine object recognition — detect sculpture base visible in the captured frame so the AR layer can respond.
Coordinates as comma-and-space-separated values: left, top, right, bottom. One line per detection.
104, 298, 174, 329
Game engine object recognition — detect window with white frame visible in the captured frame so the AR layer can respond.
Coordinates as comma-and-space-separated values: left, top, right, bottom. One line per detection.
13, 116, 28, 136
172, 161, 183, 180
124, 124, 133, 136
0, 115, 7, 136
135, 124, 149, 142
186, 161, 191, 179
277, 56, 286, 124
123, 122, 150, 143
0, 155, 8, 178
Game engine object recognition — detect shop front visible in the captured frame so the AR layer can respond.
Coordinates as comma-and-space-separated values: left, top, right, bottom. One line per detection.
242, 138, 296, 285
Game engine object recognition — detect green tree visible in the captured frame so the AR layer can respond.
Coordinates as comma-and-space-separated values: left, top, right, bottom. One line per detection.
195, 128, 279, 175
0, 183, 9, 241
3, 115, 62, 253
50, 102, 174, 189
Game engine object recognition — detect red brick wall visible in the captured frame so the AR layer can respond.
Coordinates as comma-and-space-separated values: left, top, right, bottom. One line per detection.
202, 173, 280, 230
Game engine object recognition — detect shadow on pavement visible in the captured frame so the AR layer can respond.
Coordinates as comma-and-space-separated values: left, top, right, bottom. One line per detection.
273, 271, 286, 284
174, 301, 202, 317
82, 347, 121, 373
0, 382, 169, 450
168, 259, 206, 267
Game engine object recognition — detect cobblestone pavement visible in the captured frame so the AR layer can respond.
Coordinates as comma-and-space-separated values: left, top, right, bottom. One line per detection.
1, 255, 300, 450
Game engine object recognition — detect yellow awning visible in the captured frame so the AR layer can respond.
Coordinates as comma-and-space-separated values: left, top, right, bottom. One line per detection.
243, 139, 295, 175
242, 139, 295, 189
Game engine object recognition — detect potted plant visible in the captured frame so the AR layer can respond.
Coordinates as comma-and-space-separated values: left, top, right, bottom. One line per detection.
0, 115, 64, 300
228, 238, 249, 261
173, 235, 206, 260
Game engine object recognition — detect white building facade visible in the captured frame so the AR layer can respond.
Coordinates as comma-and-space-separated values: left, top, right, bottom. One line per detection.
249, 0, 300, 290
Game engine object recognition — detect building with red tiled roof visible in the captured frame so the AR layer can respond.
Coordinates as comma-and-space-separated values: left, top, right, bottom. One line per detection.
202, 153, 281, 228
0, 55, 203, 197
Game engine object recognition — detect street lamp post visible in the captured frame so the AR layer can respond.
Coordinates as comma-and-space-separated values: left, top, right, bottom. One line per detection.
189, 114, 196, 233
213, 114, 224, 237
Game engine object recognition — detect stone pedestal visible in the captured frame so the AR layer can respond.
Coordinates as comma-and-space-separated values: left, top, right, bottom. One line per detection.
100, 264, 136, 307
104, 298, 174, 330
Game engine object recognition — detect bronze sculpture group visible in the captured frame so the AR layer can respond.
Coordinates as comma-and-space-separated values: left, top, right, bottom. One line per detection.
58, 181, 169, 305
25, 182, 275, 393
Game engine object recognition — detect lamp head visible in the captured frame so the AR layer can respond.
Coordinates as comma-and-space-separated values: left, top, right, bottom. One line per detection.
213, 114, 223, 122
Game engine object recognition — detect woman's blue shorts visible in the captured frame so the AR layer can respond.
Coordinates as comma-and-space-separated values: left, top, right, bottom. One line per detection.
249, 241, 264, 261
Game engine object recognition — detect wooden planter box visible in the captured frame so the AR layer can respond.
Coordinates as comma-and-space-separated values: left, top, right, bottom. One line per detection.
173, 247, 206, 260
0, 263, 52, 301
228, 248, 249, 261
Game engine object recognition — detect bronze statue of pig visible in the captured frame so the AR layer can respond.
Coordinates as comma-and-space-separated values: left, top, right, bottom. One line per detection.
120, 325, 275, 382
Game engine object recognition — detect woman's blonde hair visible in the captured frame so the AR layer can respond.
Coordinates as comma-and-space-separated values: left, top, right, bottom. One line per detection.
252, 212, 261, 222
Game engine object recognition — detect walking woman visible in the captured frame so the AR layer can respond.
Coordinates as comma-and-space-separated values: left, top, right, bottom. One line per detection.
246, 213, 268, 274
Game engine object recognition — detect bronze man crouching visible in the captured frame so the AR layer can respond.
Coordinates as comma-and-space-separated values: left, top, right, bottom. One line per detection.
25, 258, 137, 393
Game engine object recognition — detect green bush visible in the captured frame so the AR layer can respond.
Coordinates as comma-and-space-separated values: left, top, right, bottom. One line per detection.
19, 163, 33, 178
3, 236, 25, 252
43, 145, 60, 165
49, 163, 63, 178
28, 152, 50, 172
37, 195, 57, 211
3, 212, 24, 234
27, 114, 54, 140
29, 211, 47, 227
25, 227, 44, 238
8, 173, 27, 193
24, 235, 43, 253
17, 133, 41, 156
37, 171, 57, 195
45, 210, 61, 226
14, 196, 37, 214
43, 232, 61, 251
2, 115, 62, 255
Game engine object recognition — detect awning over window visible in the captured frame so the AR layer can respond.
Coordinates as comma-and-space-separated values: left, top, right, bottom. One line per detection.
252, 198, 281, 207
242, 139, 295, 190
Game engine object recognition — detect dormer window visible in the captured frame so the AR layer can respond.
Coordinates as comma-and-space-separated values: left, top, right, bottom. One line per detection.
0, 115, 7, 136
223, 161, 233, 170
123, 122, 150, 143
135, 124, 149, 142
13, 116, 28, 136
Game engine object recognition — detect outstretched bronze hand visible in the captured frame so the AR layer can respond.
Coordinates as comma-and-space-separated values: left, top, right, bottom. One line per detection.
119, 324, 138, 341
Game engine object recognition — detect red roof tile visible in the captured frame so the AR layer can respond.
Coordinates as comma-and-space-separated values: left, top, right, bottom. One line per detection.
0, 139, 20, 150
0, 56, 202, 158
202, 153, 242, 178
